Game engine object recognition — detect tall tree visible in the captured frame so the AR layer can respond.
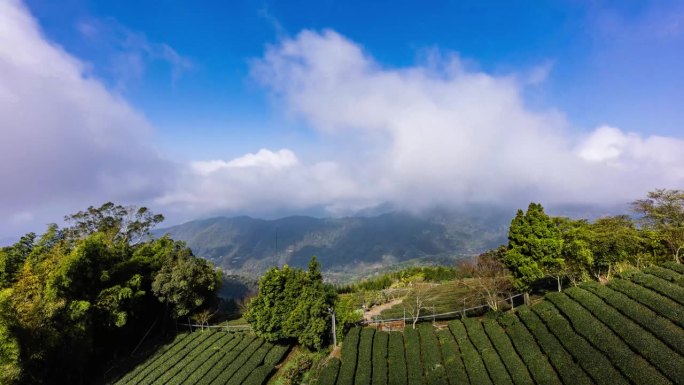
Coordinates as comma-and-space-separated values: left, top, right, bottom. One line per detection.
633, 189, 684, 263
505, 203, 563, 299
245, 256, 336, 349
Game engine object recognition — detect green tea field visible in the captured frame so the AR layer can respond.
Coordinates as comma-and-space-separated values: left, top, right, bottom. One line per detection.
114, 330, 289, 385
319, 263, 684, 385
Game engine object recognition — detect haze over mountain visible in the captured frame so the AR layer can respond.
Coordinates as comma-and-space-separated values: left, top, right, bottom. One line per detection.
154, 203, 624, 280
155, 208, 513, 279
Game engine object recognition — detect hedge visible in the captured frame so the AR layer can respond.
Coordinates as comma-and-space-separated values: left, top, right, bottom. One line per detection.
403, 326, 424, 385
226, 342, 274, 385
463, 318, 513, 385
167, 331, 233, 385
608, 278, 684, 328
117, 332, 191, 384
663, 262, 684, 275
317, 358, 341, 385
629, 272, 684, 306
546, 292, 667, 385
372, 331, 389, 385
337, 326, 361, 385
581, 281, 684, 356
482, 319, 534, 385
518, 302, 604, 384
388, 332, 408, 385
153, 331, 224, 385
644, 266, 684, 287
448, 320, 492, 385
436, 329, 468, 385
354, 328, 375, 385
208, 337, 265, 385
497, 312, 561, 385
417, 324, 447, 385
139, 330, 216, 385
565, 287, 684, 385
232, 343, 288, 385
202, 334, 257, 384
179, 333, 244, 385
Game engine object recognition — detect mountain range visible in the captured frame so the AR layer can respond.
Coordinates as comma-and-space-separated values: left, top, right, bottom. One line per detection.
153, 207, 515, 281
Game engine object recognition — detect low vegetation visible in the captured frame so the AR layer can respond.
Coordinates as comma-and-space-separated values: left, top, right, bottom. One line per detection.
319, 267, 684, 384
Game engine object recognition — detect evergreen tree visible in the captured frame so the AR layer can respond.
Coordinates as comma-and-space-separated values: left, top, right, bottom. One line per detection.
505, 203, 563, 298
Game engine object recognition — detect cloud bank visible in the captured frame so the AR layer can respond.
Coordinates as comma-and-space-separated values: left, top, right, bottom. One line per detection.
0, 0, 173, 234
2, 1, 684, 237
164, 30, 684, 215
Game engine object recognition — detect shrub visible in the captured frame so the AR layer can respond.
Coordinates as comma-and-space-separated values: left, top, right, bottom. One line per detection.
533, 293, 628, 384
372, 331, 388, 385
316, 358, 341, 385
208, 337, 266, 385
644, 266, 684, 287
117, 332, 191, 384
448, 320, 492, 385
516, 306, 592, 385
629, 272, 684, 306
167, 331, 232, 385
139, 330, 217, 385
354, 328, 375, 385
403, 326, 424, 385
201, 334, 258, 384
663, 262, 684, 275
462, 318, 513, 385
388, 332, 408, 385
608, 278, 684, 328
496, 313, 560, 385
226, 342, 273, 385
336, 326, 360, 385
436, 329, 468, 385
181, 333, 244, 385
416, 324, 447, 385
482, 318, 534, 385
582, 281, 684, 355
281, 354, 313, 385
239, 343, 289, 385
565, 287, 684, 385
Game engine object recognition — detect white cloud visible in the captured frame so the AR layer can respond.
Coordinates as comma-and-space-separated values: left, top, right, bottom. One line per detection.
0, 0, 173, 235
191, 149, 298, 175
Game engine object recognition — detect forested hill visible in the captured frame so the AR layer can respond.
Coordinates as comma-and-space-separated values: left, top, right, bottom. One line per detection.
154, 209, 512, 277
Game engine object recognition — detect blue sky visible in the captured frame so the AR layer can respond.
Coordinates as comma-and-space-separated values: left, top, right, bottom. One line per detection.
1, 0, 684, 238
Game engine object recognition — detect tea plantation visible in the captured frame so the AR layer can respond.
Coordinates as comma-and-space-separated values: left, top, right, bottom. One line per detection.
114, 330, 289, 385
320, 263, 684, 385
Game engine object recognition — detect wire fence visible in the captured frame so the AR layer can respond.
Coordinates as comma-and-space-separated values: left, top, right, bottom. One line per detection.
361, 293, 524, 325
178, 322, 252, 332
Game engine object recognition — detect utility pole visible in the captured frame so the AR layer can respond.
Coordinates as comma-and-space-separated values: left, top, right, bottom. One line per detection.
329, 308, 337, 347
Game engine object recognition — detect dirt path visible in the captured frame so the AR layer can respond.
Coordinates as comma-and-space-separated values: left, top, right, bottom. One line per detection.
364, 298, 404, 321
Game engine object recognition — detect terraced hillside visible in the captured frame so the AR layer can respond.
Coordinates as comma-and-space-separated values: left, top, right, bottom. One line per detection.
114, 330, 289, 385
319, 263, 684, 385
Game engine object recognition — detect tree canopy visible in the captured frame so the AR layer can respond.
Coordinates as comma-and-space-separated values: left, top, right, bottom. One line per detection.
0, 203, 221, 385
245, 256, 336, 349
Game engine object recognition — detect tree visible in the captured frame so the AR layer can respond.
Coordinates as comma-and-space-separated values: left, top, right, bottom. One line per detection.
403, 277, 436, 329
245, 256, 337, 349
505, 203, 563, 300
462, 247, 512, 310
590, 215, 643, 278
633, 189, 684, 263
64, 202, 164, 245
152, 254, 221, 319
554, 217, 594, 286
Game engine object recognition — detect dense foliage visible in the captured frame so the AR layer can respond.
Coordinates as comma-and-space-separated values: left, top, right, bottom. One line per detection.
0, 203, 221, 385
244, 257, 337, 349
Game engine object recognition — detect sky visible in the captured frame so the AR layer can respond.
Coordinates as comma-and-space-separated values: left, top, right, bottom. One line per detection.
1, 0, 684, 239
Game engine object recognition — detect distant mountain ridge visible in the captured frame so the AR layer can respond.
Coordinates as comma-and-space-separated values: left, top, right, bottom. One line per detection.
154, 208, 513, 278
